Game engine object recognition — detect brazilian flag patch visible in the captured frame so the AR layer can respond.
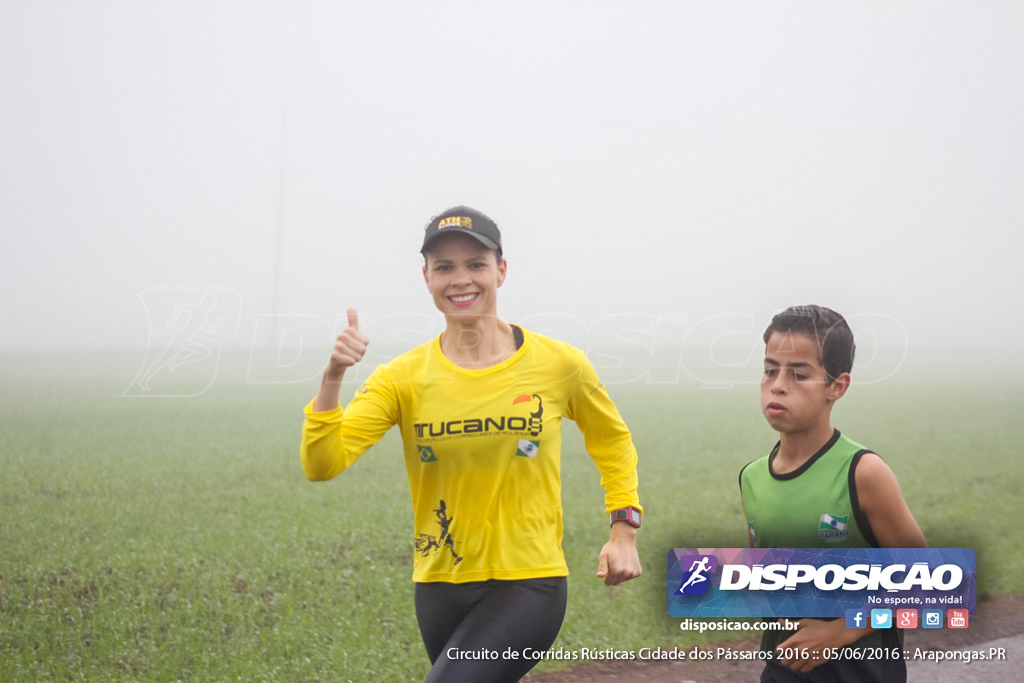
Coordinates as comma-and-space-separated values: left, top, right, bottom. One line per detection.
516, 439, 540, 458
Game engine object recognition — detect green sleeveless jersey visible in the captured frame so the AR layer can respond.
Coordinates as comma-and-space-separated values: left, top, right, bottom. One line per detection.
739, 431, 905, 683
739, 430, 877, 549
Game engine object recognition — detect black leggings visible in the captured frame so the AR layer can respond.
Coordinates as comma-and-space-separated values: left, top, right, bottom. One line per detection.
415, 577, 568, 683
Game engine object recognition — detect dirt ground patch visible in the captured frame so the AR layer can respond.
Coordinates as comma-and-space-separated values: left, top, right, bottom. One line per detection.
526, 595, 1024, 682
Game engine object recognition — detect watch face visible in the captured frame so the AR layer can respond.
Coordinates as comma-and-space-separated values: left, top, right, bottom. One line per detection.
611, 507, 641, 528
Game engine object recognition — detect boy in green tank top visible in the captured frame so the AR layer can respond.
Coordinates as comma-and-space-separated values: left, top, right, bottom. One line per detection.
739, 305, 926, 683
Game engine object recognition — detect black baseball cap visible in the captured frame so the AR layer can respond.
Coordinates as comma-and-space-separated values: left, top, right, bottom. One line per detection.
420, 206, 502, 254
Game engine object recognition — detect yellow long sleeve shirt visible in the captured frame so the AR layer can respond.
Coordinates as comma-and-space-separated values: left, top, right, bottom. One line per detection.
301, 327, 641, 583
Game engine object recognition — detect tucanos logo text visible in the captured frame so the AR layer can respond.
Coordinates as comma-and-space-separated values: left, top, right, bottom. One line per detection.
413, 393, 544, 439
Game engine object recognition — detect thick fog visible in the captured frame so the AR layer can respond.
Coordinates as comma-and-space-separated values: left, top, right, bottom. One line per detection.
2, 2, 1021, 386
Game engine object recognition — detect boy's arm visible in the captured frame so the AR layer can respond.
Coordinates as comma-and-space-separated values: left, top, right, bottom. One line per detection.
855, 452, 927, 548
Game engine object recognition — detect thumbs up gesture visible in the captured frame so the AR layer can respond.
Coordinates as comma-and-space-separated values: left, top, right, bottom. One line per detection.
328, 308, 370, 375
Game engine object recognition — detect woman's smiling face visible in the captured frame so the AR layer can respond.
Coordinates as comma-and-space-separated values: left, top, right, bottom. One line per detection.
422, 232, 506, 321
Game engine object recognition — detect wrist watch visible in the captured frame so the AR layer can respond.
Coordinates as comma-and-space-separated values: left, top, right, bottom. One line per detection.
609, 506, 642, 529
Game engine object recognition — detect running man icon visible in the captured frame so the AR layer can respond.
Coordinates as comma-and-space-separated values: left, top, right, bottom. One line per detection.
678, 555, 716, 595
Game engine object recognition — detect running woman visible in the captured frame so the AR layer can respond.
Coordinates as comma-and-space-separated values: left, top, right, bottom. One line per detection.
301, 206, 643, 682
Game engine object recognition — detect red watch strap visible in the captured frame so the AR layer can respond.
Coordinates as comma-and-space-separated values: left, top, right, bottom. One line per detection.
610, 506, 641, 528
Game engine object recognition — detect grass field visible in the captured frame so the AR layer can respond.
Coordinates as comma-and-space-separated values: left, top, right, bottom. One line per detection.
1, 350, 1021, 681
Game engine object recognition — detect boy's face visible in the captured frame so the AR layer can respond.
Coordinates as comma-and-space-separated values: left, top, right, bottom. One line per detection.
761, 330, 849, 434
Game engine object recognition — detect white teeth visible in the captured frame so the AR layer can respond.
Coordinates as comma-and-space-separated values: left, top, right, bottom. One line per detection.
450, 294, 477, 302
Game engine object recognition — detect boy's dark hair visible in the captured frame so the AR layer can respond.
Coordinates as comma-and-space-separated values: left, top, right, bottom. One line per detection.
763, 305, 856, 383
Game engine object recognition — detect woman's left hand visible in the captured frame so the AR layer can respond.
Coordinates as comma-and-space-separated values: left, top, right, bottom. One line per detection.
596, 524, 642, 586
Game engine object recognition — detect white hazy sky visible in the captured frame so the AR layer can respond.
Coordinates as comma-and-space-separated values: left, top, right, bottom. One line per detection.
2, 1, 1022, 366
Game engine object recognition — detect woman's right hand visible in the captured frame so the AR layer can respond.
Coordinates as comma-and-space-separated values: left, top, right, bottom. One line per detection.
314, 308, 369, 412
327, 308, 370, 377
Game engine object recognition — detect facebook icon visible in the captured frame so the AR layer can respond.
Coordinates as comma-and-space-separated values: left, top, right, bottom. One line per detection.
845, 609, 866, 629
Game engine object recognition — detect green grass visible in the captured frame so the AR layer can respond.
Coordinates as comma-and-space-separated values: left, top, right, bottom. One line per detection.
1, 351, 1021, 681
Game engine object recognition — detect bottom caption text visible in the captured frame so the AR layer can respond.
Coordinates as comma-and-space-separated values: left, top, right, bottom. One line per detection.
444, 646, 1009, 665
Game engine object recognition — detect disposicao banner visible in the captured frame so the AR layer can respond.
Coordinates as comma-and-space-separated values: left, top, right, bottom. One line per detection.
667, 547, 976, 618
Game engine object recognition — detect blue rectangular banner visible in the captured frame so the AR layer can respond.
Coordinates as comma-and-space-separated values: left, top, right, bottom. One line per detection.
667, 547, 976, 618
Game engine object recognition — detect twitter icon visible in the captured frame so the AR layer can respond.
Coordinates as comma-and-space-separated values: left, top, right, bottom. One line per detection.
870, 609, 893, 628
